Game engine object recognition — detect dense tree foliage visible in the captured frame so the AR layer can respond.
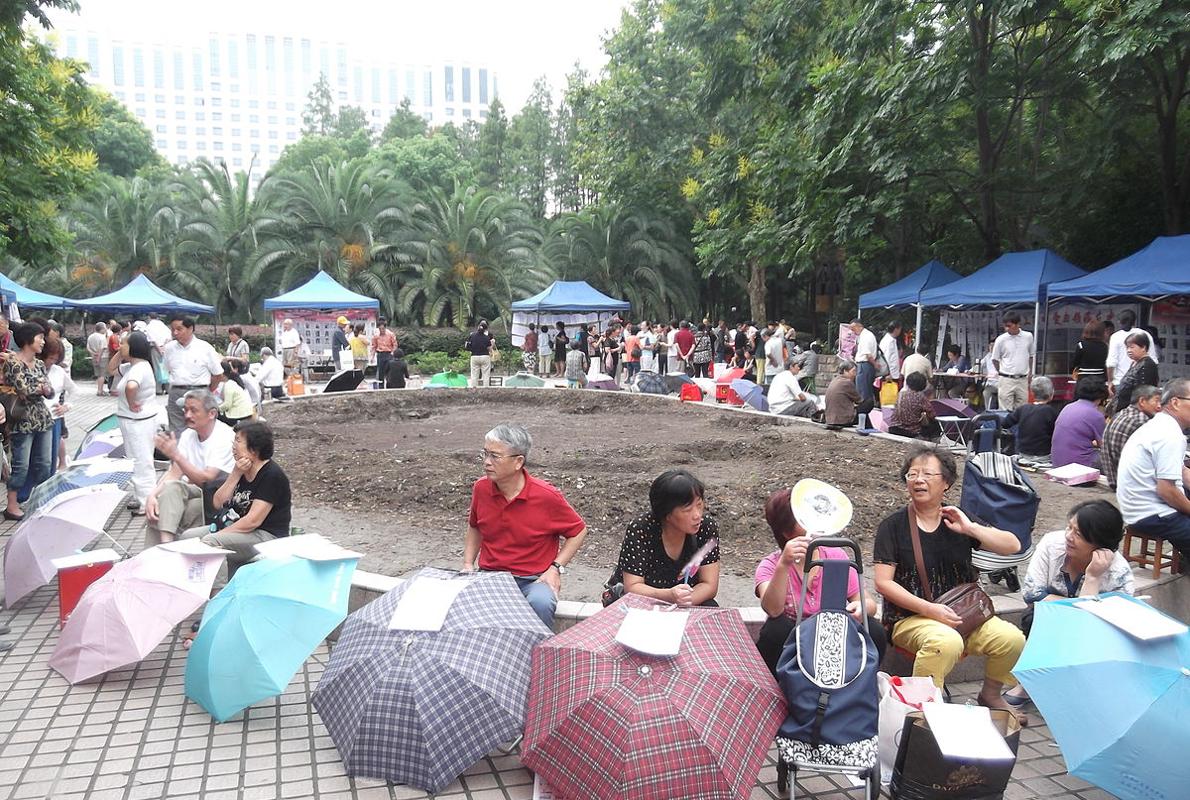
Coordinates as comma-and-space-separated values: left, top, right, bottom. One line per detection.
7, 0, 1186, 336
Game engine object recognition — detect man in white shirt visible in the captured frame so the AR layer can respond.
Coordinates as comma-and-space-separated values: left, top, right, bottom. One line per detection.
143, 390, 236, 549
849, 318, 879, 409
145, 313, 172, 394
256, 347, 285, 400
902, 343, 933, 382
879, 321, 903, 382
163, 316, 225, 433
763, 328, 785, 385
86, 322, 108, 396
1106, 309, 1159, 389
279, 318, 301, 378
990, 311, 1035, 411
1115, 378, 1190, 568
769, 359, 819, 418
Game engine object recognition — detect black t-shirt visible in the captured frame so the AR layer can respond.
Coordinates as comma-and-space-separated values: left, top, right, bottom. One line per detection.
229, 460, 292, 538
734, 330, 748, 353
873, 507, 977, 632
1005, 402, 1060, 456
465, 330, 493, 356
554, 330, 570, 356
385, 358, 410, 389
613, 512, 721, 589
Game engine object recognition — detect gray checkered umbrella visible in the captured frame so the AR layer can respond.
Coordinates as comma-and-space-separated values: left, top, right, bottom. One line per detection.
311, 568, 551, 793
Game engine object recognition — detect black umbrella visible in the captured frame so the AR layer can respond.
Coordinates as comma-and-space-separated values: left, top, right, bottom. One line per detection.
324, 370, 363, 393
663, 372, 694, 393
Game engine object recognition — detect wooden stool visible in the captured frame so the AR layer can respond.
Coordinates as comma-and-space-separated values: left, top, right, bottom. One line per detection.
1123, 527, 1183, 578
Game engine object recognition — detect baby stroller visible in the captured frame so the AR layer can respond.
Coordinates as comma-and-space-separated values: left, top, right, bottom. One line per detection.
775, 538, 879, 799
961, 451, 1039, 592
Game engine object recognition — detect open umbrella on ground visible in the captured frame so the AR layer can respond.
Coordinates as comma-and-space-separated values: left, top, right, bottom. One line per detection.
522, 593, 786, 800
504, 371, 547, 388
663, 372, 694, 393
323, 369, 363, 393
312, 568, 551, 793
73, 413, 126, 460
427, 370, 469, 388
587, 372, 620, 391
48, 539, 230, 683
730, 379, 769, 412
692, 376, 717, 397
3, 485, 127, 607
185, 550, 359, 722
1013, 594, 1190, 800
634, 371, 669, 395
716, 367, 746, 384
24, 459, 134, 516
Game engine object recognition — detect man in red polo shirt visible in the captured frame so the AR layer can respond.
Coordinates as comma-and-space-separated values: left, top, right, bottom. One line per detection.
463, 423, 587, 626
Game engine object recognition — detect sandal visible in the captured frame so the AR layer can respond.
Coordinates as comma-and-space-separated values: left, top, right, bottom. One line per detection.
3, 510, 24, 522
977, 695, 1029, 727
1002, 690, 1031, 708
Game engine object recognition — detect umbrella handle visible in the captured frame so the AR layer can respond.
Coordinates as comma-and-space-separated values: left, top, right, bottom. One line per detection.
99, 530, 130, 558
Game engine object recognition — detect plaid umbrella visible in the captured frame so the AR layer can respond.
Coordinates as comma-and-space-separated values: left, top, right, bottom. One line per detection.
522, 594, 786, 800
312, 568, 550, 793
24, 459, 133, 516
634, 371, 669, 395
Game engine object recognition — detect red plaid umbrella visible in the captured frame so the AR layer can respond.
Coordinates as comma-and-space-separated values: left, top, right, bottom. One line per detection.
522, 594, 786, 800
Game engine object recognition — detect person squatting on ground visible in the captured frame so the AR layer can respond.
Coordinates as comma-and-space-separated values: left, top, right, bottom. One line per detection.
462, 424, 587, 627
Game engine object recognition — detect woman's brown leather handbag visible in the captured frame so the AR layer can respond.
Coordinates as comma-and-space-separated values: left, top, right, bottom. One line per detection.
907, 509, 994, 639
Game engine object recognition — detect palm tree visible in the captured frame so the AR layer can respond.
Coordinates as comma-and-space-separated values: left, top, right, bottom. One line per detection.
397, 185, 550, 327
65, 173, 181, 295
543, 205, 698, 321
251, 158, 419, 319
171, 158, 269, 320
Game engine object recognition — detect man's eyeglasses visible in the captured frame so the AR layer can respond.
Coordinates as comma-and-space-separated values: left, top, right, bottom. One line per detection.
479, 450, 521, 463
904, 471, 942, 481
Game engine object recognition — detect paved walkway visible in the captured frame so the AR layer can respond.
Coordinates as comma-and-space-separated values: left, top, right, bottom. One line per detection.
0, 393, 1117, 799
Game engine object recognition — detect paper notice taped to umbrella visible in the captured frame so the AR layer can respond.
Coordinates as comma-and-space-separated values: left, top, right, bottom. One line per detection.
254, 533, 363, 562
158, 538, 233, 555
615, 607, 689, 656
922, 703, 1014, 761
1073, 595, 1188, 640
388, 576, 473, 632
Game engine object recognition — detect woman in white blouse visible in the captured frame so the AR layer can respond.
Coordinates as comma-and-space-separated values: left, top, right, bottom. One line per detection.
1006, 499, 1133, 706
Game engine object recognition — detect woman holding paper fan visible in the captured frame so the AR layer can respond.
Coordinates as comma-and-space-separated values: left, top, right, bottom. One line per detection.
609, 469, 720, 608
753, 487, 884, 675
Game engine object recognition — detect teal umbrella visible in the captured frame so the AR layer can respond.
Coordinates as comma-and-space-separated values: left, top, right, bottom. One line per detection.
427, 370, 469, 388
1013, 594, 1190, 800
504, 371, 546, 388
184, 554, 359, 722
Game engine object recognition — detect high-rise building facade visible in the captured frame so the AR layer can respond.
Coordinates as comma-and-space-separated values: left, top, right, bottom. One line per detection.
53, 28, 498, 175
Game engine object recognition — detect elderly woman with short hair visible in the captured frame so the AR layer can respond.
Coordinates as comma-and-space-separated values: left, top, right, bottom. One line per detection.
1110, 331, 1159, 413
608, 469, 721, 608
1004, 376, 1060, 458
873, 444, 1028, 723
824, 359, 862, 427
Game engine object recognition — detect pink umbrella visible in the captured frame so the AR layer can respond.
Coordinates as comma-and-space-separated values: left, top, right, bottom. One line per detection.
49, 538, 230, 684
3, 485, 127, 607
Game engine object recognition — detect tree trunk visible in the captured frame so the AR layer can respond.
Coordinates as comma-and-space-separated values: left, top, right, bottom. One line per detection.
1151, 52, 1189, 235
968, 5, 1003, 260
747, 259, 767, 324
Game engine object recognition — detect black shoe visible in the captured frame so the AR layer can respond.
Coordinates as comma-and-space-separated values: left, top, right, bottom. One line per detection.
3, 510, 24, 522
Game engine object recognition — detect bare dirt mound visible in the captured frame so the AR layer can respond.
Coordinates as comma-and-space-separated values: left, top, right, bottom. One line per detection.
267, 389, 1107, 606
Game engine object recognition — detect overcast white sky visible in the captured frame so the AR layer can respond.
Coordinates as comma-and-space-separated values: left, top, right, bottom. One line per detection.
47, 0, 633, 109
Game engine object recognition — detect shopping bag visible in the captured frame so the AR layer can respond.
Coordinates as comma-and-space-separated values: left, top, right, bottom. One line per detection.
878, 672, 942, 784
880, 379, 899, 407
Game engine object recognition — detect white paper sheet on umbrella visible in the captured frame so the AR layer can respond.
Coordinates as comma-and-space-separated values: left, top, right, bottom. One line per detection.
388, 576, 473, 631
158, 538, 234, 556
615, 608, 689, 656
921, 703, 1014, 761
253, 533, 363, 562
49, 548, 121, 571
1074, 596, 1188, 640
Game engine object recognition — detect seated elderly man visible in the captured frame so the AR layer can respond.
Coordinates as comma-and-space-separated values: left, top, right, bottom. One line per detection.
463, 424, 587, 626
1101, 384, 1161, 489
768, 358, 818, 418
143, 390, 235, 550
1004, 376, 1060, 459
1116, 378, 1190, 569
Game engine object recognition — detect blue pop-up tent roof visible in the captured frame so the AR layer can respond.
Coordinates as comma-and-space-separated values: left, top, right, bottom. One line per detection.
1047, 235, 1190, 300
511, 280, 630, 313
72, 274, 214, 314
262, 271, 379, 310
919, 249, 1086, 307
0, 272, 74, 310
859, 260, 961, 309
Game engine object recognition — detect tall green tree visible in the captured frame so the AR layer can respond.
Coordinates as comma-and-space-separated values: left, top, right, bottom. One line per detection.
380, 98, 427, 142
88, 91, 164, 177
301, 73, 335, 136
476, 98, 508, 189
398, 185, 548, 327
505, 79, 553, 218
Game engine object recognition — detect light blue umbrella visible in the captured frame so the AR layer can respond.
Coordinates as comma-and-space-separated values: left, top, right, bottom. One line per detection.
185, 555, 359, 722
730, 378, 769, 412
1013, 593, 1190, 800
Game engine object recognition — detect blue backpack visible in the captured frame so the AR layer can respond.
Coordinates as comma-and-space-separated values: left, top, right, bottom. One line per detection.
775, 543, 879, 768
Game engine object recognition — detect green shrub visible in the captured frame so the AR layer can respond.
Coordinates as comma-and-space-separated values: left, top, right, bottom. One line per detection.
70, 344, 94, 380
406, 350, 470, 374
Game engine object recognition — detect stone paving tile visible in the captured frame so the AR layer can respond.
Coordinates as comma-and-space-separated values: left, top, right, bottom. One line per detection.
0, 392, 1118, 799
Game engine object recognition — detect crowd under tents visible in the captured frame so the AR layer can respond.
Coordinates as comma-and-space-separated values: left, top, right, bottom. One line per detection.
262, 271, 380, 368
510, 280, 631, 347
69, 274, 216, 316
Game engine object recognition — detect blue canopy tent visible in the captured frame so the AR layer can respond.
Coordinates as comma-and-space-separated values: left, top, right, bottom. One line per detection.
0, 273, 75, 311
858, 259, 961, 344
72, 274, 215, 315
262, 270, 379, 310
511, 280, 631, 314
919, 249, 1086, 375
1046, 235, 1190, 301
